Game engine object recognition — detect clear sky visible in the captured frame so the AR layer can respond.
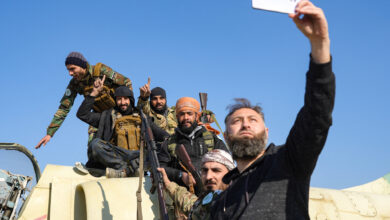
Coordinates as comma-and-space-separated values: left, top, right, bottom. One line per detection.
1, 0, 389, 190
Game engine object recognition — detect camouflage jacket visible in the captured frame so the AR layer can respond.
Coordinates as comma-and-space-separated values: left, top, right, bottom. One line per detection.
166, 181, 221, 220
137, 97, 177, 135
46, 63, 132, 137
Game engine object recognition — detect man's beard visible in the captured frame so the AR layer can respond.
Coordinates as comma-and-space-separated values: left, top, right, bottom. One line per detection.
151, 103, 167, 115
178, 120, 198, 134
226, 131, 268, 160
116, 104, 132, 115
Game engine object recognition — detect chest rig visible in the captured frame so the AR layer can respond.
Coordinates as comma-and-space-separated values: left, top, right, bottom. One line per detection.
110, 110, 141, 151
167, 130, 215, 159
82, 63, 116, 112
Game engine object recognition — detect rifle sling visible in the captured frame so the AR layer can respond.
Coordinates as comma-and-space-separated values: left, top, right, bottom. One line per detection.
136, 140, 144, 220
179, 161, 195, 194
211, 114, 225, 137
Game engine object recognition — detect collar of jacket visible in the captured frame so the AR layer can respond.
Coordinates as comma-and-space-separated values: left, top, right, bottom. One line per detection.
222, 143, 275, 184
175, 125, 204, 140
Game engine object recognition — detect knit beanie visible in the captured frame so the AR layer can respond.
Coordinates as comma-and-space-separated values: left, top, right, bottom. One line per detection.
65, 52, 87, 69
150, 87, 166, 99
114, 86, 135, 106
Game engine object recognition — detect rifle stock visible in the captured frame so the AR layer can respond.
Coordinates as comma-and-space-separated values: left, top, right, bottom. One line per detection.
139, 109, 169, 220
199, 92, 208, 123
175, 144, 204, 196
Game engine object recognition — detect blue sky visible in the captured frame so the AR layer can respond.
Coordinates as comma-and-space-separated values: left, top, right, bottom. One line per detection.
1, 0, 389, 189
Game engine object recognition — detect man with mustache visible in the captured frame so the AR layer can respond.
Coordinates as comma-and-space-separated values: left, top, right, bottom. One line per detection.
158, 149, 235, 220
211, 1, 335, 219
35, 52, 133, 149
138, 78, 178, 134
158, 97, 229, 219
159, 97, 229, 188
76, 77, 168, 177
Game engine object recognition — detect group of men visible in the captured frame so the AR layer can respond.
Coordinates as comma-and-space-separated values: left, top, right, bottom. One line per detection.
34, 1, 335, 219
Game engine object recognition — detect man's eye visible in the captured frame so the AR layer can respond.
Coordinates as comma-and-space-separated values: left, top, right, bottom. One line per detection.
232, 119, 240, 124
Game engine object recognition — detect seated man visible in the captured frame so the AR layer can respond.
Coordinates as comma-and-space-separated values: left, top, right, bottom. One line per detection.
158, 149, 235, 220
158, 97, 229, 191
138, 78, 177, 135
77, 76, 168, 177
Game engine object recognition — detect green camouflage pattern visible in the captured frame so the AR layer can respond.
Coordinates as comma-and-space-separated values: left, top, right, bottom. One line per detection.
46, 63, 132, 137
166, 181, 212, 220
137, 98, 177, 135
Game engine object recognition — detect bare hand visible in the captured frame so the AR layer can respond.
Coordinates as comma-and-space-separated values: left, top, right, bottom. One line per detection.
139, 77, 151, 98
157, 167, 171, 186
202, 110, 215, 123
35, 135, 51, 149
181, 172, 196, 186
90, 75, 106, 97
289, 0, 330, 63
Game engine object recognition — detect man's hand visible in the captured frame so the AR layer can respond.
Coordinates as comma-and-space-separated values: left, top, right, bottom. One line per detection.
289, 0, 330, 63
90, 75, 106, 97
35, 135, 51, 149
157, 167, 171, 187
181, 172, 196, 186
139, 77, 151, 99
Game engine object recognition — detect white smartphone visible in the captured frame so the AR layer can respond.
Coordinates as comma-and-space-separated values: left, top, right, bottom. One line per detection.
252, 0, 301, 14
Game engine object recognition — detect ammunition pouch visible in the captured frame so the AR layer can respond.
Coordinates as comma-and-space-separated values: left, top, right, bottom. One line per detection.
111, 115, 141, 151
83, 85, 116, 112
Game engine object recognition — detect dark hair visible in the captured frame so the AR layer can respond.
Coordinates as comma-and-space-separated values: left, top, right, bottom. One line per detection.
224, 98, 265, 124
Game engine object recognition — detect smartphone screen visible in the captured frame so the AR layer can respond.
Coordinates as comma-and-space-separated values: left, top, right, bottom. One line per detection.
252, 0, 301, 14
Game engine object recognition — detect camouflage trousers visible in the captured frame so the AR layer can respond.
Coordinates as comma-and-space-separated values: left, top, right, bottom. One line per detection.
164, 191, 188, 220
88, 125, 98, 145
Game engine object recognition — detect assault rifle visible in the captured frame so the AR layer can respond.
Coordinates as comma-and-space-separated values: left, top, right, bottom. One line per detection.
139, 110, 169, 220
175, 144, 204, 196
199, 92, 208, 123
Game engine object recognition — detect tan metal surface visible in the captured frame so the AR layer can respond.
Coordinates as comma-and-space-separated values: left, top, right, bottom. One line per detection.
18, 164, 158, 220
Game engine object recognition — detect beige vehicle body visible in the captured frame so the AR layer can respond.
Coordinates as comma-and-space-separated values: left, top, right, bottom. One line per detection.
16, 164, 390, 220
0, 142, 387, 220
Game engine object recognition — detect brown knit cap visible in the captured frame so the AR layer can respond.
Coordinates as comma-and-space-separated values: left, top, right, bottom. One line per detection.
65, 51, 87, 69
175, 97, 201, 116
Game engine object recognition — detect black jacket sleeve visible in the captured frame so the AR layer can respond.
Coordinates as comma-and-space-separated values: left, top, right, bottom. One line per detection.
149, 118, 170, 142
213, 134, 230, 153
76, 96, 101, 128
285, 57, 335, 179
158, 140, 184, 185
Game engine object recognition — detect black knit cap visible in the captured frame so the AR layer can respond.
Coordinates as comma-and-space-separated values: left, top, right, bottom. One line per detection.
65, 52, 87, 69
150, 87, 166, 99
114, 86, 135, 106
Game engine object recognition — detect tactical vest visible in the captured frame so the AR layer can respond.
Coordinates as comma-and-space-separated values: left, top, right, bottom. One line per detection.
110, 112, 141, 151
167, 130, 215, 158
83, 63, 116, 112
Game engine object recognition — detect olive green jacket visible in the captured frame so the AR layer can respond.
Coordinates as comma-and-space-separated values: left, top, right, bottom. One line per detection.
46, 63, 132, 137
137, 97, 177, 135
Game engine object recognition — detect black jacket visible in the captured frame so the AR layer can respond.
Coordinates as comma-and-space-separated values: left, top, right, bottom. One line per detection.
76, 96, 169, 143
159, 126, 229, 186
211, 59, 335, 220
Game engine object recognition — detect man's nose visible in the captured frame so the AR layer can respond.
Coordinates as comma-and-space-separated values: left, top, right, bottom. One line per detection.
69, 71, 74, 76
205, 171, 213, 180
184, 113, 190, 120
242, 118, 251, 129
